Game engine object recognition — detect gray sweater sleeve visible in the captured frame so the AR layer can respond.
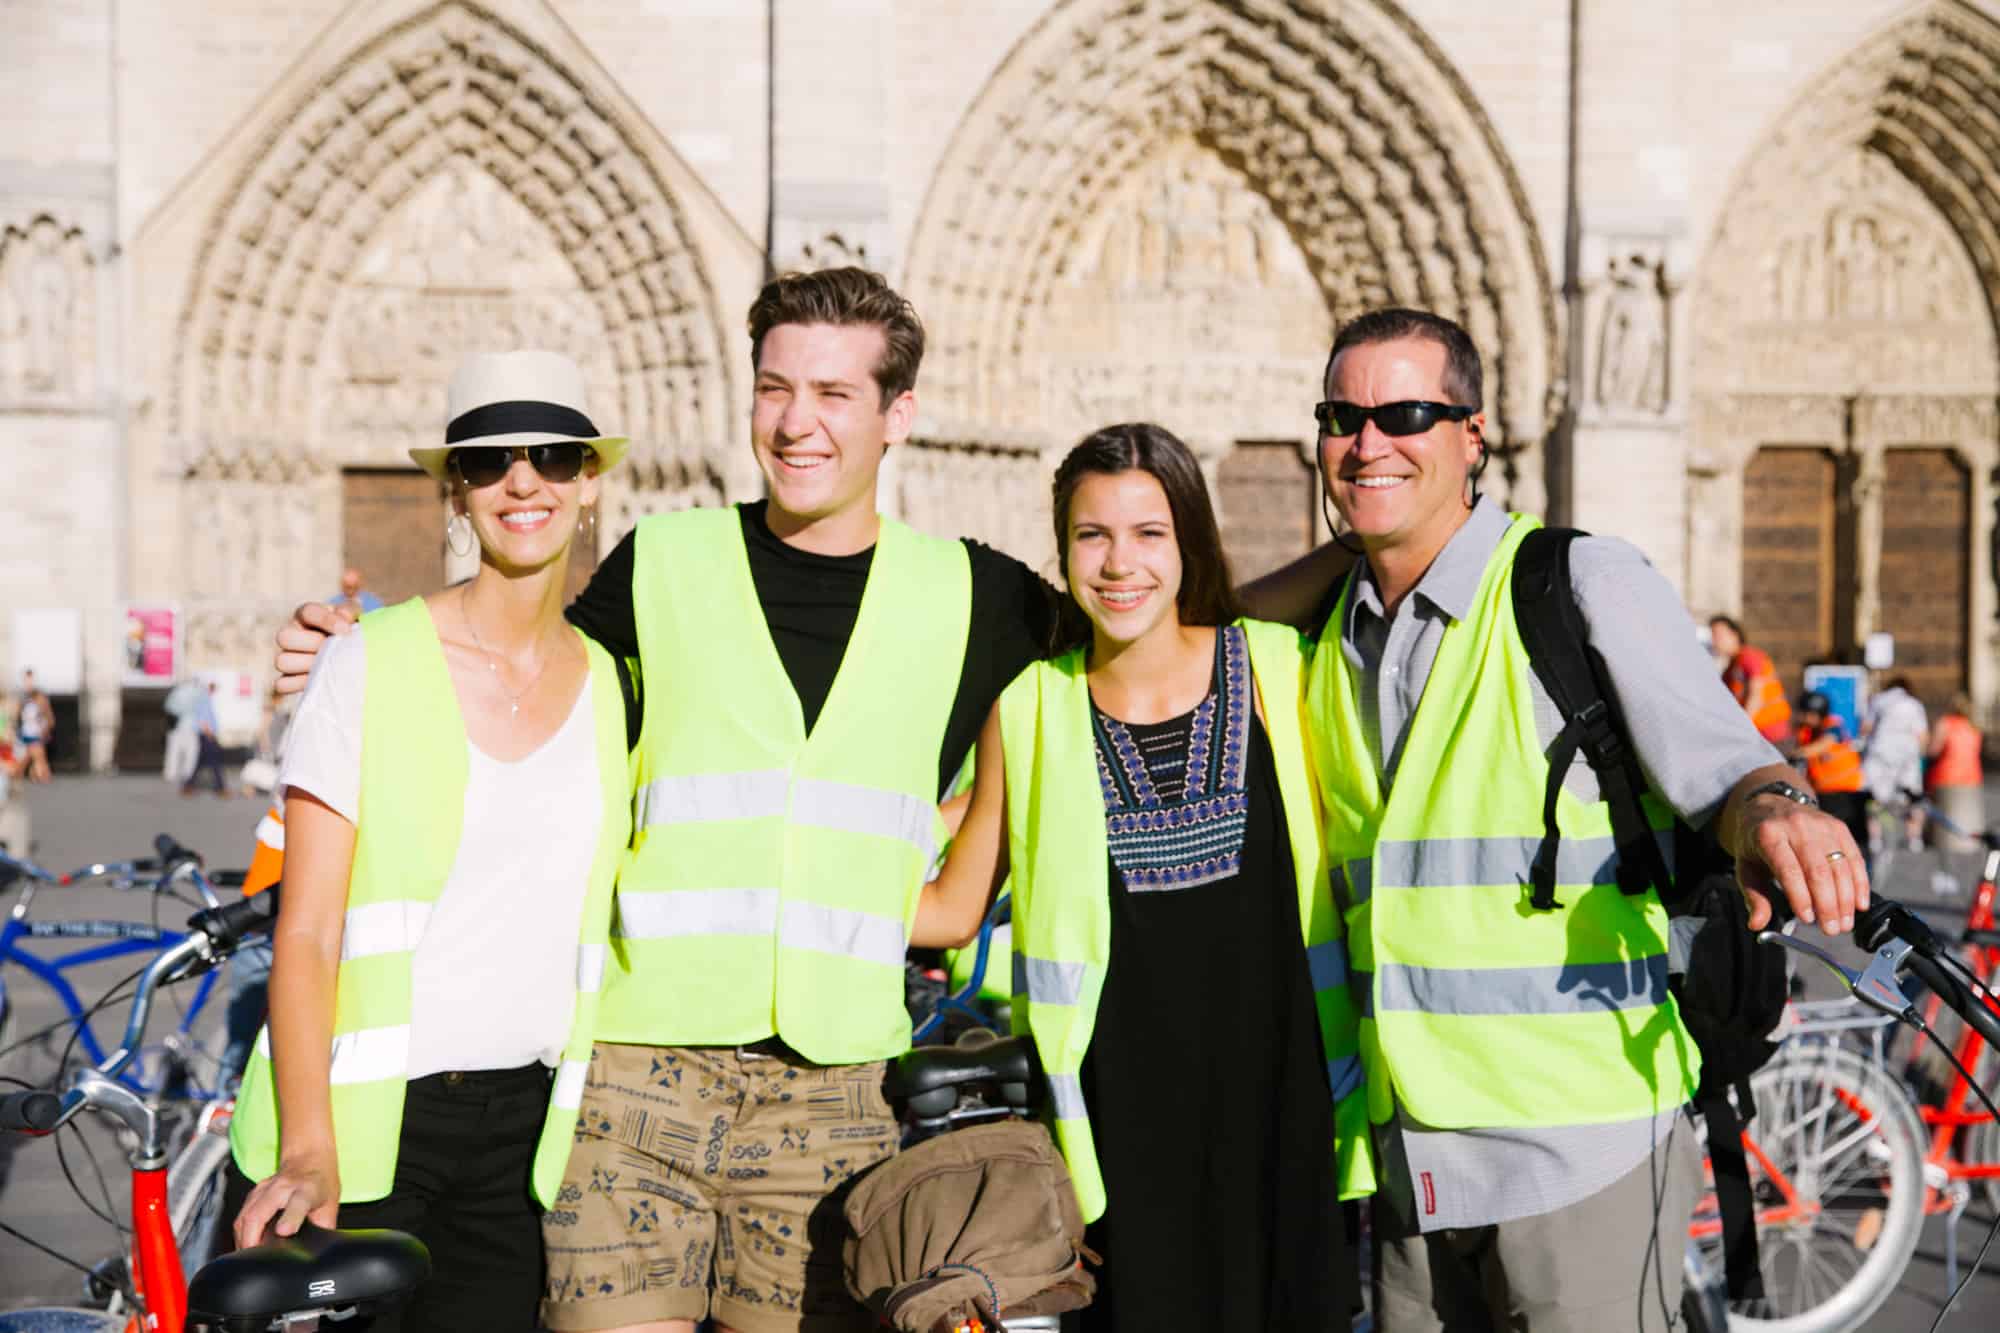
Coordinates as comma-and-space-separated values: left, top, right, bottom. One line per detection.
1568, 536, 1784, 830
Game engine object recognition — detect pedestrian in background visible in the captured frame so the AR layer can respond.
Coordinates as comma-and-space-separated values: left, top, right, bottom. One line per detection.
181, 680, 229, 798
1926, 692, 1985, 853
163, 676, 203, 786
330, 567, 385, 618
1863, 674, 1929, 853
1708, 616, 1792, 745
14, 670, 53, 784
1796, 690, 1869, 860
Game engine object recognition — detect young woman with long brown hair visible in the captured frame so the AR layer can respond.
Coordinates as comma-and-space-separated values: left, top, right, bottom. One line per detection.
912, 422, 1372, 1332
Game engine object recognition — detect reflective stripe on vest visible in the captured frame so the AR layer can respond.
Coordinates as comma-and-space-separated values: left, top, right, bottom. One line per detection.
1308, 515, 1699, 1132
1001, 618, 1376, 1222
230, 597, 632, 1206
600, 507, 969, 1063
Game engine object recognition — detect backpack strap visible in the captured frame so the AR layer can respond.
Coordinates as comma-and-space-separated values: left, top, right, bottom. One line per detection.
1514, 527, 1768, 1299
1510, 527, 1675, 911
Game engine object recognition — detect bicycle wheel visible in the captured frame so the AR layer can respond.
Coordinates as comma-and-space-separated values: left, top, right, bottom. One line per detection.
1690, 1043, 1925, 1333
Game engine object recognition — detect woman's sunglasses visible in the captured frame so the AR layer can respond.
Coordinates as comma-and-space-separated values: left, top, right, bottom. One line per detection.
1314, 400, 1475, 438
448, 441, 593, 488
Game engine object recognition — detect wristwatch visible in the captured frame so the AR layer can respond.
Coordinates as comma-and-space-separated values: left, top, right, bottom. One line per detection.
1744, 779, 1819, 810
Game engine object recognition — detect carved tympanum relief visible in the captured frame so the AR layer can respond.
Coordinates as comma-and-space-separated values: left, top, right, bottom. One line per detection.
319, 161, 618, 469
1701, 153, 1995, 401
902, 0, 1558, 547
0, 216, 95, 407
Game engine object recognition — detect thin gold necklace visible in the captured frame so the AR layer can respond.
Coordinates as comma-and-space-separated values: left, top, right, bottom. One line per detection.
461, 591, 553, 720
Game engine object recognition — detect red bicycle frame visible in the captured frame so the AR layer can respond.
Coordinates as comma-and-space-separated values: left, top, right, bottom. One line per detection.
129, 1163, 188, 1333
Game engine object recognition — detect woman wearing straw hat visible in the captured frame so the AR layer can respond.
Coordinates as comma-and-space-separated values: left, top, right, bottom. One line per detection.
226, 350, 636, 1331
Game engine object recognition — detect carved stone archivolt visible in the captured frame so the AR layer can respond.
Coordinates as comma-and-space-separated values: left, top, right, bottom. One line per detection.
900, 0, 1558, 545
0, 214, 96, 408
166, 0, 736, 647
1688, 2, 2000, 694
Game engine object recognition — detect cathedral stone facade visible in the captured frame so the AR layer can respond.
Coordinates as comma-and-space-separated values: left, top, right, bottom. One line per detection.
5, 0, 1998, 765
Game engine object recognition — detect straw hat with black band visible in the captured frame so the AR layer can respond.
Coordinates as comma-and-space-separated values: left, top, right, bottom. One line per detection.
410, 349, 628, 481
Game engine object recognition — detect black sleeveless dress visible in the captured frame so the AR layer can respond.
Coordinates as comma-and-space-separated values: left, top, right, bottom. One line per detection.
1068, 626, 1356, 1332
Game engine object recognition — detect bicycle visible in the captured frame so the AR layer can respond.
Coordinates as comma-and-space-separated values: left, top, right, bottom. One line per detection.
1682, 891, 2000, 1331
0, 887, 431, 1332
1, 836, 237, 1098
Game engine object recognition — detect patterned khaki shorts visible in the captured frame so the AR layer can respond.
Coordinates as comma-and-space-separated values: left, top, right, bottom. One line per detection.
542, 1041, 898, 1333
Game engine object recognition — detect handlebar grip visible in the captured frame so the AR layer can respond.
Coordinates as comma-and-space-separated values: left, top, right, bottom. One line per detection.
0, 1091, 63, 1134
1904, 951, 2000, 1054
187, 887, 281, 953
153, 833, 200, 867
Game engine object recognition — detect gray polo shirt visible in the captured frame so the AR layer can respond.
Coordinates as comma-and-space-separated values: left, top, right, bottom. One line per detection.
1334, 497, 1779, 1232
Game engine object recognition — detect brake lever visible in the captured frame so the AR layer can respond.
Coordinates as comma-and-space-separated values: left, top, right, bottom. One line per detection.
1758, 927, 1922, 1026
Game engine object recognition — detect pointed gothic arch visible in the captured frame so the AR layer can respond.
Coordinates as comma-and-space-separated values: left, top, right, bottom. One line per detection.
1689, 0, 2000, 713
901, 0, 1557, 530
169, 0, 735, 498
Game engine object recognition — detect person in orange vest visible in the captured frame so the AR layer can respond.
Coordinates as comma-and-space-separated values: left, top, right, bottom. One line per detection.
1710, 615, 1792, 744
219, 801, 283, 1085
1926, 693, 1985, 853
1796, 690, 1868, 859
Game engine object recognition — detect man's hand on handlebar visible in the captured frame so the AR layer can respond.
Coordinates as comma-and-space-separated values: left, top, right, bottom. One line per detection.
273, 602, 355, 696
235, 1150, 340, 1248
1734, 790, 1870, 937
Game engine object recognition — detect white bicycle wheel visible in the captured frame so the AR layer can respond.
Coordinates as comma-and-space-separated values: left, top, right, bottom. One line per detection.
1690, 1043, 1926, 1333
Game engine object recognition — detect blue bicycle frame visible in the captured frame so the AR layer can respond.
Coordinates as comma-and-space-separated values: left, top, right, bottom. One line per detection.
1, 866, 223, 1097
914, 892, 1012, 1044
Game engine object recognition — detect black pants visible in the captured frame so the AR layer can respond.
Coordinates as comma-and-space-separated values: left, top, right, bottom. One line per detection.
184, 735, 226, 793
224, 1064, 550, 1332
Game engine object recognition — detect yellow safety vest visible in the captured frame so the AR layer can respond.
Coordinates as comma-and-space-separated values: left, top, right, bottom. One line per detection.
598, 506, 970, 1064
1000, 618, 1376, 1221
1307, 515, 1699, 1130
231, 597, 632, 1205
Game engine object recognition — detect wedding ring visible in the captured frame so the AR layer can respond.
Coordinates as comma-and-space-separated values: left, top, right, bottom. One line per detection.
1826, 850, 1847, 863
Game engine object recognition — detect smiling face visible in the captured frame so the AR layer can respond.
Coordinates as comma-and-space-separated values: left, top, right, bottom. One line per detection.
1063, 468, 1186, 650
751, 322, 914, 530
453, 448, 600, 576
1319, 335, 1484, 556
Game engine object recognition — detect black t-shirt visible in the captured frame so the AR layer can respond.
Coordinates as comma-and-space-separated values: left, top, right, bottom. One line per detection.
565, 501, 1062, 798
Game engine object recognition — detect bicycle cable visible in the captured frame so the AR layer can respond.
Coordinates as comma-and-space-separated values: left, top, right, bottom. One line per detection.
1913, 1010, 2000, 1333
0, 1072, 140, 1305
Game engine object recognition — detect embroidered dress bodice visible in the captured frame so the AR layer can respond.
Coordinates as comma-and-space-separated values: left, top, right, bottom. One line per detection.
1089, 624, 1252, 892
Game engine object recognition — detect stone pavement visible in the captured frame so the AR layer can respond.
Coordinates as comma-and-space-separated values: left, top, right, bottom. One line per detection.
3, 776, 2000, 1328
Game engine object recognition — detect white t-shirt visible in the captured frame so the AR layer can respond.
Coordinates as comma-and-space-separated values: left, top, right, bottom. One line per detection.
280, 626, 603, 1078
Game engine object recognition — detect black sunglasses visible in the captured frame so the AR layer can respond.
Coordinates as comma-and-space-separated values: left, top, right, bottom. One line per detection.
448, 442, 592, 488
1314, 400, 1475, 438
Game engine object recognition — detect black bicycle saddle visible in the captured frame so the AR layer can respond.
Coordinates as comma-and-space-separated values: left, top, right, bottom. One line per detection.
889, 1031, 1039, 1103
187, 1222, 429, 1327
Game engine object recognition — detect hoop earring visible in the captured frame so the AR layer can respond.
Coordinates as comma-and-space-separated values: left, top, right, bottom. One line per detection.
446, 511, 475, 558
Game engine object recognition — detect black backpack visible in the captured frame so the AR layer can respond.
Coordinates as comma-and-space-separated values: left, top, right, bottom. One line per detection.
1512, 526, 1788, 1302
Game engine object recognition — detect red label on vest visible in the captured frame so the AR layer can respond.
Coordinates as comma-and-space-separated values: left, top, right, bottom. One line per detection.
1420, 1171, 1436, 1216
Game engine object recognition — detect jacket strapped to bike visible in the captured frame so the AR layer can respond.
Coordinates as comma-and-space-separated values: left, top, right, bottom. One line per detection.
1000, 617, 1376, 1222
1307, 514, 1701, 1133
598, 506, 970, 1064
230, 597, 632, 1206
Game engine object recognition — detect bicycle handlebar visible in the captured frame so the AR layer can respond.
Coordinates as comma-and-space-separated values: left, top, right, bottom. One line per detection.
0, 1090, 63, 1134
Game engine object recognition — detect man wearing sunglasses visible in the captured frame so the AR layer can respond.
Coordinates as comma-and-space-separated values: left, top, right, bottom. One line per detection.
1247, 308, 1869, 1330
